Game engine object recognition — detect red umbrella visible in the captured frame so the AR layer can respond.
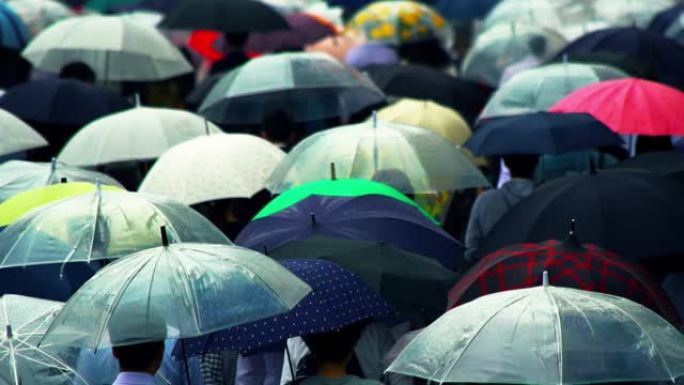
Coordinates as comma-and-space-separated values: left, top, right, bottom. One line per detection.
448, 237, 679, 324
549, 78, 684, 136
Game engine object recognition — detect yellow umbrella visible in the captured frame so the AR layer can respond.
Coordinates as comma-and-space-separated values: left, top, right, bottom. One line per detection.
0, 182, 124, 227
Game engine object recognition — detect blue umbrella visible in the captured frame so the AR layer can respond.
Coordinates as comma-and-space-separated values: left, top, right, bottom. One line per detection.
236, 195, 464, 270
175, 259, 397, 357
648, 3, 684, 34
433, 0, 500, 21
0, 2, 29, 50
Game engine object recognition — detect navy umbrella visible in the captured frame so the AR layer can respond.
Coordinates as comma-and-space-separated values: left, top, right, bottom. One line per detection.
160, 0, 289, 33
553, 27, 684, 90
649, 3, 684, 34
466, 112, 623, 156
236, 195, 464, 270
176, 259, 396, 357
612, 151, 684, 182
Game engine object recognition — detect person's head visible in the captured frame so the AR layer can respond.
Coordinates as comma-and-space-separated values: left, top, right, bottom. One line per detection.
503, 154, 539, 179
635, 135, 674, 155
302, 322, 366, 366
261, 110, 295, 145
59, 62, 96, 84
109, 308, 167, 374
223, 32, 249, 50
528, 36, 547, 58
112, 341, 165, 374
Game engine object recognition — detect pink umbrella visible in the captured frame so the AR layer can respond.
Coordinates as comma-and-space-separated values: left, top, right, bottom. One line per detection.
549, 78, 684, 136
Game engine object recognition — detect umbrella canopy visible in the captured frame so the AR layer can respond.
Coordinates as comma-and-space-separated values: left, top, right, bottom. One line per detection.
467, 112, 623, 156
448, 238, 678, 324
268, 237, 460, 322
594, 0, 677, 29
348, 1, 452, 47
236, 193, 464, 269
553, 27, 684, 90
461, 22, 567, 87
612, 151, 684, 181
364, 64, 493, 124
305, 30, 364, 62
386, 277, 684, 385
434, 0, 499, 21
22, 15, 193, 81
0, 2, 29, 51
377, 99, 471, 146
479, 63, 628, 120
549, 78, 684, 136
649, 2, 684, 34
0, 109, 47, 157
58, 107, 222, 167
178, 259, 396, 356
160, 0, 289, 33
0, 160, 123, 204
199, 52, 385, 125
39, 242, 311, 349
0, 190, 230, 268
0, 182, 124, 227
84, 0, 139, 12
246, 12, 337, 53
0, 295, 90, 385
139, 134, 285, 205
265, 120, 489, 195
345, 41, 399, 70
6, 0, 73, 38
476, 169, 684, 261
0, 78, 131, 127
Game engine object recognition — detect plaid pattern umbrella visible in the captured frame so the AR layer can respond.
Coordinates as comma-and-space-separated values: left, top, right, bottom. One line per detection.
448, 239, 679, 325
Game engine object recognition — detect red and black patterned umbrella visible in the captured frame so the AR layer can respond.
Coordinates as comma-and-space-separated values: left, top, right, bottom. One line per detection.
448, 238, 679, 325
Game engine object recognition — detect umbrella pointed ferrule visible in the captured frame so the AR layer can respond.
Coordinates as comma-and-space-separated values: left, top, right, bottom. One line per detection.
562, 53, 568, 64
330, 163, 337, 181
60, 177, 68, 184
542, 271, 549, 287
589, 157, 597, 174
134, 93, 141, 107
160, 225, 169, 247
372, 111, 378, 128
50, 157, 57, 172
310, 213, 316, 226
569, 218, 576, 235
95, 179, 102, 196
5, 325, 12, 339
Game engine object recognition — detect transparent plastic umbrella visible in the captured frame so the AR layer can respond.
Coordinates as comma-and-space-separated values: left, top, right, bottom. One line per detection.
0, 109, 47, 158
480, 63, 628, 120
139, 134, 285, 205
39, 241, 311, 350
265, 118, 489, 194
386, 272, 684, 385
0, 295, 88, 385
58, 106, 222, 167
596, 0, 676, 28
0, 160, 123, 204
461, 22, 567, 87
0, 189, 230, 268
6, 0, 73, 38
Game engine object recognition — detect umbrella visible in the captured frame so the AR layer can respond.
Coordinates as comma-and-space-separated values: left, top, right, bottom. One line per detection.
377, 99, 471, 146
594, 0, 676, 29
386, 275, 684, 385
58, 107, 223, 167
345, 41, 399, 70
0, 2, 29, 50
0, 78, 131, 127
612, 151, 684, 181
39, 240, 311, 349
0, 189, 230, 268
364, 64, 493, 124
304, 30, 364, 62
0, 182, 123, 227
649, 3, 684, 34
246, 12, 337, 53
348, 1, 452, 47
160, 0, 289, 33
448, 237, 678, 324
434, 0, 499, 21
6, 0, 73, 38
476, 169, 684, 261
461, 22, 567, 87
0, 159, 123, 204
479, 63, 628, 120
549, 78, 684, 136
466, 112, 623, 156
236, 193, 464, 269
552, 27, 684, 90
199, 52, 385, 125
265, 119, 489, 195
0, 109, 47, 158
178, 259, 396, 356
139, 134, 285, 205
0, 295, 91, 385
22, 15, 193, 81
267, 237, 460, 322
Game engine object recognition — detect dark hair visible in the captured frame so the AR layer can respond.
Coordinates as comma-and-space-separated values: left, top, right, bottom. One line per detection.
503, 154, 539, 179
112, 341, 165, 372
262, 110, 295, 143
302, 322, 366, 363
59, 62, 96, 84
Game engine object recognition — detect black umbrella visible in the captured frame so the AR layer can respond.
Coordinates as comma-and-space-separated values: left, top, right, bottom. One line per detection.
649, 3, 684, 34
466, 112, 623, 156
365, 64, 493, 124
612, 151, 684, 182
476, 169, 684, 262
160, 0, 289, 33
268, 236, 460, 323
553, 27, 684, 90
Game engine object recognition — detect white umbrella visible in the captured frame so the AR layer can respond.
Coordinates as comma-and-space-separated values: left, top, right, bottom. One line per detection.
22, 15, 193, 81
58, 107, 222, 167
0, 109, 47, 157
139, 134, 286, 205
6, 0, 74, 38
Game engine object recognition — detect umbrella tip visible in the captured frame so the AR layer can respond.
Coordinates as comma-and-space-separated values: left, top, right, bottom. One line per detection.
50, 157, 57, 171
310, 212, 316, 226
263, 244, 269, 256
60, 177, 68, 184
542, 270, 549, 287
569, 218, 576, 235
589, 157, 597, 174
134, 93, 141, 107
330, 162, 337, 181
5, 325, 12, 339
562, 218, 584, 251
372, 110, 378, 128
160, 225, 169, 247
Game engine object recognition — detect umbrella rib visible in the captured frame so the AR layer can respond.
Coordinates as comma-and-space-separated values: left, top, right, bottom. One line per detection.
545, 288, 564, 385
171, 250, 203, 334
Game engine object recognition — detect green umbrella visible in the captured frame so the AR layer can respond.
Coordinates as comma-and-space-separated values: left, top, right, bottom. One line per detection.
40, 241, 311, 349
255, 179, 434, 222
386, 272, 684, 384
480, 62, 628, 120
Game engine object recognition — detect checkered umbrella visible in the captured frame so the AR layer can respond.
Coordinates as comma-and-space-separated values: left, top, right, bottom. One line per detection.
448, 238, 678, 325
